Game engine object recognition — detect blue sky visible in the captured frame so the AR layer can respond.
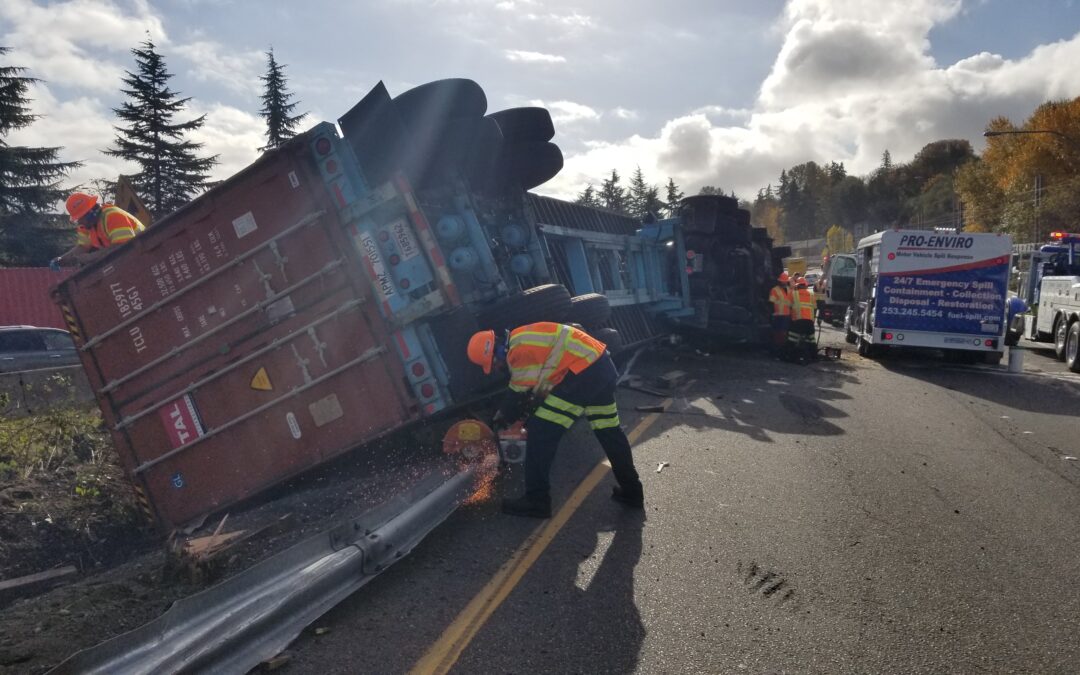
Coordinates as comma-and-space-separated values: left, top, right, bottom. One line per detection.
4, 0, 1080, 202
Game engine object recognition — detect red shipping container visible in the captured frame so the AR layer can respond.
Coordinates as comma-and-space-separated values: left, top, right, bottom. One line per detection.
53, 138, 424, 531
0, 268, 72, 329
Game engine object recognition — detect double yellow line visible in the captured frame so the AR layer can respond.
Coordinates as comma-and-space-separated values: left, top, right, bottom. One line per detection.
410, 400, 670, 675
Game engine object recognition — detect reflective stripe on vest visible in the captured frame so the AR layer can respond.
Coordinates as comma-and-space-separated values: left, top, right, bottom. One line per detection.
506, 322, 605, 395
80, 205, 145, 250
791, 289, 815, 321
769, 286, 792, 316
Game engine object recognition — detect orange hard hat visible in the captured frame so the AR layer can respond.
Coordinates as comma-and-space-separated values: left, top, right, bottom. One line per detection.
66, 192, 98, 221
796, 279, 808, 289
467, 330, 497, 374
778, 272, 790, 283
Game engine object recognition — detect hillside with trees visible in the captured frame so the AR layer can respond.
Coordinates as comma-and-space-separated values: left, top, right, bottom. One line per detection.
573, 95, 1080, 254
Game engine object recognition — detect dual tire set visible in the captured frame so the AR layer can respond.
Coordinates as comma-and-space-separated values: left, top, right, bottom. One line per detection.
476, 284, 622, 352
385, 79, 563, 193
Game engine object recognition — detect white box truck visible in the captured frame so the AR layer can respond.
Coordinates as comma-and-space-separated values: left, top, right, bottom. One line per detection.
844, 229, 1012, 363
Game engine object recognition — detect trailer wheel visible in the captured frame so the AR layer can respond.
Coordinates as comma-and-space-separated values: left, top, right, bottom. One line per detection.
566, 293, 612, 329
1054, 316, 1069, 360
1066, 321, 1080, 373
486, 107, 555, 143
476, 284, 572, 332
592, 327, 623, 353
392, 79, 487, 128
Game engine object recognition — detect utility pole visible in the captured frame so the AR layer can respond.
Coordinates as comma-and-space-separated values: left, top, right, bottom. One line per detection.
1034, 173, 1043, 242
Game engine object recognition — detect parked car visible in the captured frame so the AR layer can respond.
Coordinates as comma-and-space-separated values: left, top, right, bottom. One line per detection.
0, 326, 80, 373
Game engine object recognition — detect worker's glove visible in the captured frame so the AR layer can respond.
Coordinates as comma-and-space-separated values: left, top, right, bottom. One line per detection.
49, 257, 62, 272
495, 391, 532, 429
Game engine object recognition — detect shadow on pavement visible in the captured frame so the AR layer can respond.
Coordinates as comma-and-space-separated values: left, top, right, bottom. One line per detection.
622, 346, 861, 446
877, 354, 1080, 417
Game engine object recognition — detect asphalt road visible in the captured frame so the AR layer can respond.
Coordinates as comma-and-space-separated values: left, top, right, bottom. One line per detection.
284, 329, 1080, 674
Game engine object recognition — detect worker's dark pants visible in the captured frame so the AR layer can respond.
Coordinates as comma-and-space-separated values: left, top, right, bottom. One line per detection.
786, 319, 816, 358
524, 353, 641, 498
770, 315, 790, 353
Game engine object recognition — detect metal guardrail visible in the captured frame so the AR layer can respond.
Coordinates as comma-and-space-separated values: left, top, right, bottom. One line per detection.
48, 465, 480, 675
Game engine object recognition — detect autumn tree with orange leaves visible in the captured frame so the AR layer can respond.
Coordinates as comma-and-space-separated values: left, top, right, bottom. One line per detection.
957, 98, 1080, 240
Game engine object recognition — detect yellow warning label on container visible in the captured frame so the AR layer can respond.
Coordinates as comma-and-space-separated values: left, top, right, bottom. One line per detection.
250, 367, 272, 391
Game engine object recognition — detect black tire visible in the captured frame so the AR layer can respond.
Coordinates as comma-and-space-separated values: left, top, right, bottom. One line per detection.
392, 79, 487, 129
1054, 316, 1068, 360
983, 351, 1004, 365
857, 335, 871, 357
566, 293, 611, 328
463, 117, 505, 188
1066, 321, 1080, 373
488, 141, 564, 192
772, 245, 793, 259
486, 107, 555, 143
1004, 329, 1020, 347
591, 327, 622, 353
679, 195, 736, 235
476, 284, 572, 332
844, 308, 858, 344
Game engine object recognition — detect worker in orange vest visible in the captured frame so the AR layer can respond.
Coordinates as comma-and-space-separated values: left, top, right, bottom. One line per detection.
786, 278, 817, 361
768, 272, 792, 355
53, 192, 145, 268
467, 322, 643, 518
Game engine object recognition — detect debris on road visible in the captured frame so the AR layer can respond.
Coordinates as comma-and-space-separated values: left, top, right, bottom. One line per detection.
656, 462, 670, 473
635, 404, 667, 413
1064, 456, 1077, 461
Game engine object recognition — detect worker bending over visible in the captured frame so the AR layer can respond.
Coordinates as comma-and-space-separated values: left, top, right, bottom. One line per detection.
467, 322, 644, 518
53, 192, 145, 268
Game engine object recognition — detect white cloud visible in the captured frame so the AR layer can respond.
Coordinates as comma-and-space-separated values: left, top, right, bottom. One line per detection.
529, 99, 599, 124
611, 107, 639, 120
536, 0, 1080, 201
504, 49, 566, 63
0, 0, 167, 93
173, 41, 264, 97
185, 102, 264, 178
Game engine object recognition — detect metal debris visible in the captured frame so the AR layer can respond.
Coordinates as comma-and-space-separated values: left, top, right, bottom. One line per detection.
656, 462, 670, 473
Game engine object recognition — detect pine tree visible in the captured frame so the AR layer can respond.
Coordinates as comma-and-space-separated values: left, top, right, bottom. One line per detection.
106, 39, 218, 218
0, 47, 81, 265
627, 166, 650, 219
575, 184, 600, 208
259, 48, 305, 151
598, 169, 626, 213
880, 149, 893, 171
663, 178, 684, 217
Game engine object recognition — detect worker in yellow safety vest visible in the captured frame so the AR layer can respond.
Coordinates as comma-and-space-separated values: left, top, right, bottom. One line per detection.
467, 322, 643, 518
53, 192, 146, 268
786, 278, 817, 360
768, 272, 792, 355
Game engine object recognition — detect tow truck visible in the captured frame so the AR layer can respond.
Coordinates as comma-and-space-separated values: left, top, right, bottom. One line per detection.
1017, 231, 1080, 372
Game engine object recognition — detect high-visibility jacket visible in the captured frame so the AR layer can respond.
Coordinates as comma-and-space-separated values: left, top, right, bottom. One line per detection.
506, 322, 606, 395
768, 285, 792, 317
76, 204, 145, 250
791, 288, 816, 321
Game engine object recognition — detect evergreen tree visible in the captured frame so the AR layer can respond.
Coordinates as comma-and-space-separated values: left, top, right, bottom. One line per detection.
640, 184, 664, 220
259, 48, 305, 151
0, 47, 81, 265
880, 149, 893, 171
598, 169, 626, 213
106, 39, 218, 218
627, 166, 652, 219
663, 178, 684, 217
575, 183, 600, 208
